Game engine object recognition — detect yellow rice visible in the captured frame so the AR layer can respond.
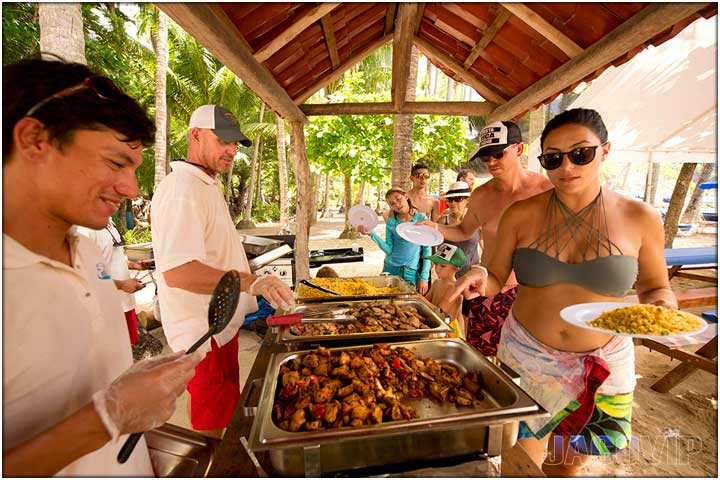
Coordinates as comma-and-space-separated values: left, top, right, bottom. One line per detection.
590, 304, 703, 336
296, 277, 401, 298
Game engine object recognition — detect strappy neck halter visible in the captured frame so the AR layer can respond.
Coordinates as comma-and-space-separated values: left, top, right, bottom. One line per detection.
527, 188, 625, 261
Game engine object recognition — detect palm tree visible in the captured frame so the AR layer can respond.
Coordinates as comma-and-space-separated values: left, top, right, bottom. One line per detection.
151, 10, 169, 190
391, 46, 419, 189
39, 3, 86, 64
276, 113, 290, 231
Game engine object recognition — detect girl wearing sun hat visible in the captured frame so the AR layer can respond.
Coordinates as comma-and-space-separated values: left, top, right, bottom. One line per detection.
437, 181, 481, 277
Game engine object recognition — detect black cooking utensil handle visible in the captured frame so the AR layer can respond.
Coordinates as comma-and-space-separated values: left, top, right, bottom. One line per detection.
117, 432, 142, 463
300, 279, 340, 295
118, 326, 216, 464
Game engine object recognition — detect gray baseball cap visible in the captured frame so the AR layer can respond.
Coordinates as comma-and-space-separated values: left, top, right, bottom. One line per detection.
188, 104, 252, 147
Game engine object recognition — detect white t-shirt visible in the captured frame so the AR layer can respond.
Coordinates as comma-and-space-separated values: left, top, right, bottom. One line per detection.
2, 230, 153, 476
151, 161, 258, 353
77, 220, 136, 312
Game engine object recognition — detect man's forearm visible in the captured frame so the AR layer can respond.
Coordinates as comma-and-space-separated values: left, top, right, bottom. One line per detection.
3, 403, 110, 477
163, 261, 259, 295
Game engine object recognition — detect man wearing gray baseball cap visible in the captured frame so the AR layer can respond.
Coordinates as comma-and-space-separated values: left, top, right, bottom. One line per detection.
151, 104, 293, 436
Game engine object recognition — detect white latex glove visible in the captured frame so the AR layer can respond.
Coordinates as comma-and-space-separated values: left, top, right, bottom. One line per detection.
92, 350, 203, 440
248, 275, 294, 310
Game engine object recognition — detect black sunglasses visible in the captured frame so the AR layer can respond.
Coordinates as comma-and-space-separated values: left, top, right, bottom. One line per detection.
25, 75, 125, 117
478, 145, 513, 162
447, 197, 467, 203
537, 144, 605, 170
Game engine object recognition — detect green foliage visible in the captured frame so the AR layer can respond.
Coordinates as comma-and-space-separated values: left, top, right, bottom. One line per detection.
2, 3, 39, 64
413, 115, 474, 171
123, 225, 152, 245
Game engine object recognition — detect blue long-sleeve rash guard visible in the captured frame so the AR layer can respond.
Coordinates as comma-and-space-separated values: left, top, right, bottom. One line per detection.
369, 211, 431, 282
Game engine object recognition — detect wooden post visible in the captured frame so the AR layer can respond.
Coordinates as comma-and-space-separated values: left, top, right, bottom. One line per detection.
289, 121, 312, 281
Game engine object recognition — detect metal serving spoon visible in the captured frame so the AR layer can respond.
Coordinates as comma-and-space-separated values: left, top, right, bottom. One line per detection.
117, 269, 242, 463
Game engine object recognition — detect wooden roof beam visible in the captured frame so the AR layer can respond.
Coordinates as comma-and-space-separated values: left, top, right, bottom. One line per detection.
320, 14, 340, 70
300, 101, 496, 116
464, 7, 512, 69
157, 3, 306, 123
501, 3, 583, 58
488, 2, 711, 123
385, 3, 397, 34
392, 3, 418, 111
414, 3, 426, 34
294, 35, 392, 104
414, 35, 507, 105
254, 2, 340, 63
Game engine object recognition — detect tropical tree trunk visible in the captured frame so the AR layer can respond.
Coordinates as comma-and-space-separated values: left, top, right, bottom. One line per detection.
681, 163, 714, 224
354, 181, 366, 205
39, 3, 86, 64
438, 167, 447, 197
321, 173, 331, 218
644, 159, 660, 206
620, 162, 633, 191
310, 172, 320, 226
289, 121, 312, 280
664, 163, 697, 247
276, 113, 290, 229
446, 77, 454, 101
152, 10, 169, 190
339, 173, 360, 239
424, 56, 432, 96
391, 46, 419, 190
255, 141, 264, 206
238, 104, 265, 228
375, 181, 384, 212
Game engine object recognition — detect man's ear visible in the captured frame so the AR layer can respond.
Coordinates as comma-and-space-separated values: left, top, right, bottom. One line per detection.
12, 117, 52, 164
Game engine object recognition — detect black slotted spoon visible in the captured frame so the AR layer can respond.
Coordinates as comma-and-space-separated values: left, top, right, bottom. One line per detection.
117, 269, 242, 463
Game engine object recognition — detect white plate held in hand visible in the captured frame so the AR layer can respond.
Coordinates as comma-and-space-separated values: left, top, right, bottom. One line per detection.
348, 205, 379, 231
395, 222, 444, 247
560, 302, 708, 339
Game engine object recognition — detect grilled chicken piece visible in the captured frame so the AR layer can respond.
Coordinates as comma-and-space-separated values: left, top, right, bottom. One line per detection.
313, 362, 329, 376
398, 403, 416, 420
305, 420, 321, 431
338, 351, 351, 365
324, 400, 340, 424
390, 403, 402, 421
429, 382, 450, 402
303, 353, 319, 368
332, 365, 350, 377
462, 375, 481, 394
314, 385, 334, 403
289, 409, 306, 432
370, 405, 384, 424
282, 370, 300, 387
295, 395, 312, 411
350, 356, 364, 369
337, 383, 354, 398
351, 405, 371, 421
316, 346, 331, 357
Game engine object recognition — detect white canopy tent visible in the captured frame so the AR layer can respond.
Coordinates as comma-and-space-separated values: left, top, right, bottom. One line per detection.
528, 16, 717, 169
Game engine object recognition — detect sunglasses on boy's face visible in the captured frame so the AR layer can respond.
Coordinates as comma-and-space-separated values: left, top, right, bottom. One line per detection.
413, 173, 430, 179
537, 144, 605, 171
447, 197, 467, 203
25, 75, 124, 117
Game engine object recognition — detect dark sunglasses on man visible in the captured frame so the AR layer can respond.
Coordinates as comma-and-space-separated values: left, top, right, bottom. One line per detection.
477, 144, 516, 163
414, 173, 430, 179
537, 144, 606, 171
25, 75, 125, 117
446, 197, 467, 203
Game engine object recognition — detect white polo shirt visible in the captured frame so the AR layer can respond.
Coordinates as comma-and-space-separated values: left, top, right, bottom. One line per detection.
2, 231, 153, 476
151, 161, 258, 353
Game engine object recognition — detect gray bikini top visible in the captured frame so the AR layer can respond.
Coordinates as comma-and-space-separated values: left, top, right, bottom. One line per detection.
513, 190, 638, 297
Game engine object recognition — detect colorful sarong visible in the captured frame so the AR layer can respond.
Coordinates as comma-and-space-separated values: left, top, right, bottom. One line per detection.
499, 310, 635, 456
466, 286, 518, 356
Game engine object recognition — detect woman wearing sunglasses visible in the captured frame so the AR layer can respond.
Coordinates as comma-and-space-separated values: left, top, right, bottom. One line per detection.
357, 188, 431, 294
449, 108, 675, 475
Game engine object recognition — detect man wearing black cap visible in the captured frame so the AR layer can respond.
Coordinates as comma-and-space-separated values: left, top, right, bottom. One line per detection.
151, 104, 294, 437
420, 120, 552, 356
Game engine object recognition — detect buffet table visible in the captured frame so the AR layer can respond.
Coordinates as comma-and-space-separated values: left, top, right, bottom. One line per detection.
207, 330, 544, 477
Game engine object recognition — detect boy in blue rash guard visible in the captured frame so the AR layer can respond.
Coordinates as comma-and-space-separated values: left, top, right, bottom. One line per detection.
358, 188, 431, 294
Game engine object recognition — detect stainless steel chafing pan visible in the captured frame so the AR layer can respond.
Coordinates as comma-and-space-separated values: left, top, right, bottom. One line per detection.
246, 338, 546, 477
272, 296, 451, 349
294, 275, 416, 302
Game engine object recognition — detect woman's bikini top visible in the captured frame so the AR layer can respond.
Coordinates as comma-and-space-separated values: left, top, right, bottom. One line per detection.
512, 189, 638, 298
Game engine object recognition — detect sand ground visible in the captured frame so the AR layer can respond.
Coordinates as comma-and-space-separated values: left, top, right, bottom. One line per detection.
152, 211, 717, 477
